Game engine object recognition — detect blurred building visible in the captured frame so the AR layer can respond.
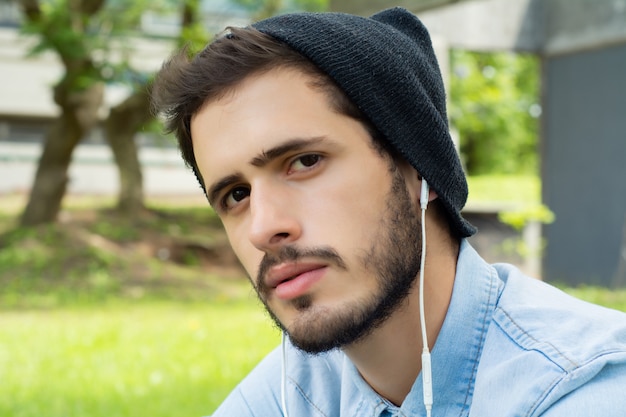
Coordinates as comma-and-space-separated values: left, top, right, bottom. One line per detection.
0, 0, 250, 195
332, 0, 626, 288
0, 0, 249, 144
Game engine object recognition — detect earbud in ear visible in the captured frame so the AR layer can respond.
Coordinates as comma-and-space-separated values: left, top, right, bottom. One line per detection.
420, 179, 429, 210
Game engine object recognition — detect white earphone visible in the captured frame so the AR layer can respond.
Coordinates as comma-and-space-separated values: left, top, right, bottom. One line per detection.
419, 179, 433, 417
281, 332, 289, 417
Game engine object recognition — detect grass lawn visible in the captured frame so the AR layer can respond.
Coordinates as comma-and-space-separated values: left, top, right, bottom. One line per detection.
0, 301, 280, 417
466, 175, 540, 205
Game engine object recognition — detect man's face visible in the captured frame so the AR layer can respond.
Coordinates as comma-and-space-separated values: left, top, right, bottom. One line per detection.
191, 68, 422, 353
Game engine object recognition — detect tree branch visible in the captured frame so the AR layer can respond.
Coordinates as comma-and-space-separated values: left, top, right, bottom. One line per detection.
19, 0, 41, 22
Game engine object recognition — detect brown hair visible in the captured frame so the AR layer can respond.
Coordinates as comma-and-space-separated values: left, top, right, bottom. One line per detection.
151, 27, 382, 189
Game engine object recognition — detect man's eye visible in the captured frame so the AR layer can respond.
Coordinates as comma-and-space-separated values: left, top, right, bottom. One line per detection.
223, 186, 250, 209
290, 154, 322, 172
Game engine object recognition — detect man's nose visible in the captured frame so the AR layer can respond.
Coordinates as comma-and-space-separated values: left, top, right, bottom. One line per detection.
248, 184, 301, 252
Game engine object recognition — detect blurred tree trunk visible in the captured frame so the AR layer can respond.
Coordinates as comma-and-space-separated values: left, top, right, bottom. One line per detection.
18, 0, 106, 226
102, 0, 206, 218
19, 0, 209, 226
104, 86, 152, 217
20, 74, 103, 226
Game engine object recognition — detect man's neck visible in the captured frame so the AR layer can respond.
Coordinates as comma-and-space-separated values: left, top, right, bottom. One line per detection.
343, 237, 459, 406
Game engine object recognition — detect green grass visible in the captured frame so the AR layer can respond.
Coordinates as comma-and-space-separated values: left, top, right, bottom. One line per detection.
563, 286, 626, 313
0, 300, 280, 417
466, 175, 540, 206
466, 175, 555, 230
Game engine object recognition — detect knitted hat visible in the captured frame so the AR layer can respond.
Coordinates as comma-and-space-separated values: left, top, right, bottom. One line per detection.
254, 7, 476, 237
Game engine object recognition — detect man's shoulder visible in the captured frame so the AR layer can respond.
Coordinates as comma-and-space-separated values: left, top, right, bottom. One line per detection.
493, 264, 626, 366
213, 343, 349, 417
473, 264, 626, 416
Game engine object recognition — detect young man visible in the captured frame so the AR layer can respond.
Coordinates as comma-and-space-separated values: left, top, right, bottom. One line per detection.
152, 7, 626, 417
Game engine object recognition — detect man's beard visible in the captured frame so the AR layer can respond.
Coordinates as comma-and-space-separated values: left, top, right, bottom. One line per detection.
253, 167, 422, 354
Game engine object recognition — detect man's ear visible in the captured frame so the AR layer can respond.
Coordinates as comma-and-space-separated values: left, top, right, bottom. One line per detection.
398, 161, 438, 204
396, 160, 420, 201
416, 172, 438, 204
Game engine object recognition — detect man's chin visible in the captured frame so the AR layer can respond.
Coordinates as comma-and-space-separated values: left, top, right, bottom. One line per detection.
287, 326, 346, 354
281, 303, 377, 354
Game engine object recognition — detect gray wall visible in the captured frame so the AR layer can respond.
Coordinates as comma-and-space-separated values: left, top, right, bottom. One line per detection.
542, 42, 626, 286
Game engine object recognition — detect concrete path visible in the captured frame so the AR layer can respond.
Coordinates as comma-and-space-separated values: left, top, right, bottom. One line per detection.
0, 141, 201, 196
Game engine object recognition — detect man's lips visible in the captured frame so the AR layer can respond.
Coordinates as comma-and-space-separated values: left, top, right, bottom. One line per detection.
265, 262, 327, 300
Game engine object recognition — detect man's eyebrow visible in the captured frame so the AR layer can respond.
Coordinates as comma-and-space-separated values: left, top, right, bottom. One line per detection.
249, 136, 327, 167
207, 173, 242, 208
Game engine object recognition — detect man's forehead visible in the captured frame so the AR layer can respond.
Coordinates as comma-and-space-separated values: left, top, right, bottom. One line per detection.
189, 68, 342, 199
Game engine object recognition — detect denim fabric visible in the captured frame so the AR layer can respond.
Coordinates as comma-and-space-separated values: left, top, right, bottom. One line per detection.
211, 241, 626, 416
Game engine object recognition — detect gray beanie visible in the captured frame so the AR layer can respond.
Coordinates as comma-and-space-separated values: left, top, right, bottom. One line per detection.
254, 7, 476, 237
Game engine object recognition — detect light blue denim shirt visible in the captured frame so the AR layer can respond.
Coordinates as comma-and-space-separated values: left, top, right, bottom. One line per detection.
212, 241, 626, 416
